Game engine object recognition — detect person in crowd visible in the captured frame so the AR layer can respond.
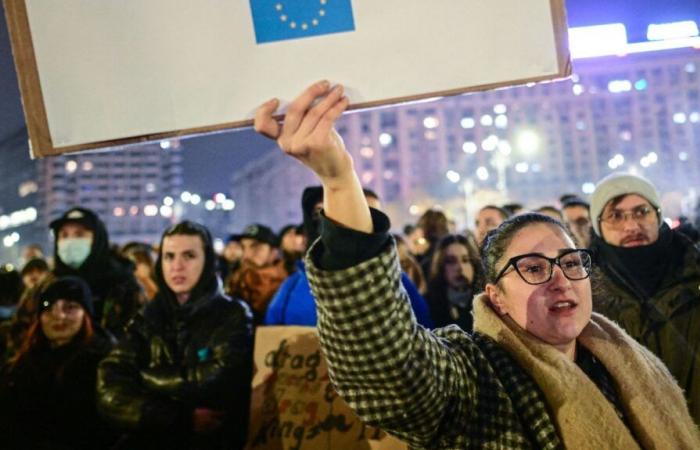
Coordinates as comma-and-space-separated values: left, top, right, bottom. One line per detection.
0, 273, 55, 364
475, 204, 509, 245
416, 208, 450, 276
535, 205, 564, 221
264, 185, 433, 328
221, 234, 243, 277
253, 80, 699, 448
502, 202, 524, 216
278, 223, 306, 274
122, 241, 159, 302
394, 233, 427, 294
20, 243, 44, 265
50, 207, 143, 337
0, 276, 116, 450
97, 221, 254, 450
425, 234, 484, 331
589, 172, 700, 424
403, 223, 430, 258
226, 223, 288, 325
561, 197, 592, 247
20, 257, 49, 290
0, 266, 22, 322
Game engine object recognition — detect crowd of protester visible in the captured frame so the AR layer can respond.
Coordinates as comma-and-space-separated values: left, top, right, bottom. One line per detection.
0, 167, 697, 447
0, 96, 699, 447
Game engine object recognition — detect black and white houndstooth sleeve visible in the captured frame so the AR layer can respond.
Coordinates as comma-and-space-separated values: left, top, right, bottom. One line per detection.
306, 242, 478, 448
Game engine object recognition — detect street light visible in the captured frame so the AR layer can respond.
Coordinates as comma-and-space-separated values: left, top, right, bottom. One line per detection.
515, 129, 541, 156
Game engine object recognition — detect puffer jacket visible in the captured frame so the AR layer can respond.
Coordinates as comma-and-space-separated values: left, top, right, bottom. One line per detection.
591, 229, 700, 424
97, 285, 254, 450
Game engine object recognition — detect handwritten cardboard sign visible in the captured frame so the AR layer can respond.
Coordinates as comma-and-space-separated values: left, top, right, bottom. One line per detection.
247, 326, 406, 450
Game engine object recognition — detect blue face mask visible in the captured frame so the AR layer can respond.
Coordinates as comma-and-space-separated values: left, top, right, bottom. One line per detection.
57, 238, 92, 269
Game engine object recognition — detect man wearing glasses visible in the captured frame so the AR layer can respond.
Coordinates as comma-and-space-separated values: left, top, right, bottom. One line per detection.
589, 172, 700, 424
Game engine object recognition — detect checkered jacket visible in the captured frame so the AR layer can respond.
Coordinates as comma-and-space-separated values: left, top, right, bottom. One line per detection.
307, 243, 564, 449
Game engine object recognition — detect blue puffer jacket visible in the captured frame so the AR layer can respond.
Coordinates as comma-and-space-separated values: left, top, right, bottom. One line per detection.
265, 261, 434, 328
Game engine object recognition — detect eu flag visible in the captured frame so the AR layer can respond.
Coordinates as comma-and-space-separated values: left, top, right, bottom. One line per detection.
249, 0, 355, 44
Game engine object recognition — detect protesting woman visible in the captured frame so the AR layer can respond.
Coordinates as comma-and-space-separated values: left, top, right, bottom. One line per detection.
253, 81, 699, 449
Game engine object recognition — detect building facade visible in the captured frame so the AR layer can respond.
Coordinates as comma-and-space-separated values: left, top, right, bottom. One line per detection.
37, 141, 184, 246
231, 47, 700, 230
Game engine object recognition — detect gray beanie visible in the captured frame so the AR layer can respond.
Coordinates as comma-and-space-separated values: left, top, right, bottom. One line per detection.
590, 172, 662, 237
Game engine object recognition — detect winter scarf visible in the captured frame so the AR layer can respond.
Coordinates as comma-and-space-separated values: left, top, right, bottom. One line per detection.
473, 294, 699, 450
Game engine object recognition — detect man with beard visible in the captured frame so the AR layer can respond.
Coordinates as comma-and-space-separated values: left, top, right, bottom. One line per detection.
589, 172, 700, 424
277, 224, 305, 274
225, 224, 288, 325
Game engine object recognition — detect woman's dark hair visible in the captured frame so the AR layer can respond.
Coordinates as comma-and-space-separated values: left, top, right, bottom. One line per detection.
155, 221, 218, 302
480, 213, 574, 284
429, 234, 484, 291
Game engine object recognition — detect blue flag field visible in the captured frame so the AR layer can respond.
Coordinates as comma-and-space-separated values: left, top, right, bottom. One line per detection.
249, 0, 355, 44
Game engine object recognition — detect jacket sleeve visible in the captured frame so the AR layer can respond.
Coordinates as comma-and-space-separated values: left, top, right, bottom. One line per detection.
137, 302, 254, 407
97, 317, 191, 431
400, 272, 434, 329
264, 273, 297, 325
307, 234, 478, 448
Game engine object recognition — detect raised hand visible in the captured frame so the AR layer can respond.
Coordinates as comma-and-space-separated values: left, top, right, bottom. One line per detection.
254, 81, 372, 233
254, 80, 353, 190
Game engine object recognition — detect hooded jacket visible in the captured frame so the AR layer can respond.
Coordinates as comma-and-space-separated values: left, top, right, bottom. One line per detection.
51, 208, 143, 336
97, 225, 254, 450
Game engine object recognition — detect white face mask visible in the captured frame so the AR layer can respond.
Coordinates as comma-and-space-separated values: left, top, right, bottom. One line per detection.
57, 238, 92, 269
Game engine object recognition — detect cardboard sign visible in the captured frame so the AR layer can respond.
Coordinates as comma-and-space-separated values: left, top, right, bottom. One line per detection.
5, 1, 569, 158
247, 326, 407, 450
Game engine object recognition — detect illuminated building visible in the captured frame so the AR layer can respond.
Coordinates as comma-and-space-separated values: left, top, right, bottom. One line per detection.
232, 24, 700, 229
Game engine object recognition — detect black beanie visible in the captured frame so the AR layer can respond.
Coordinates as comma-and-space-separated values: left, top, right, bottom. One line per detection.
39, 276, 94, 316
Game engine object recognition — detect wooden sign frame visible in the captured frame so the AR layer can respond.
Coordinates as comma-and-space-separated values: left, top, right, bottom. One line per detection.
4, 0, 570, 158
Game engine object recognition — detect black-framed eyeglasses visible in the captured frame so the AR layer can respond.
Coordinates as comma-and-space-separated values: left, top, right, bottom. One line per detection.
493, 249, 593, 285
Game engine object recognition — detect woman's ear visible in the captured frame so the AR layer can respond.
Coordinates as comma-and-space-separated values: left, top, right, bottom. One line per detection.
485, 283, 507, 315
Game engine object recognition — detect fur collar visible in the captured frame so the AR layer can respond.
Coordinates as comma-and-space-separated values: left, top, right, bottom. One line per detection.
472, 293, 699, 449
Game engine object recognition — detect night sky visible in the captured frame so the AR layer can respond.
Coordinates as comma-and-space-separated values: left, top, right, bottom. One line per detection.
1, 0, 699, 196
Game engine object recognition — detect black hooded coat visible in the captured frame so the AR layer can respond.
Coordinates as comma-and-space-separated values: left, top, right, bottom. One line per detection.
52, 208, 142, 336
97, 224, 254, 450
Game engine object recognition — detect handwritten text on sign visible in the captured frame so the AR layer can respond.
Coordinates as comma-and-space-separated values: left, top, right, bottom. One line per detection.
247, 326, 406, 450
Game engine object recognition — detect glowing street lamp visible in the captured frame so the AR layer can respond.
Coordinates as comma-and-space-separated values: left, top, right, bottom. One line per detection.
515, 129, 541, 156
446, 170, 461, 183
